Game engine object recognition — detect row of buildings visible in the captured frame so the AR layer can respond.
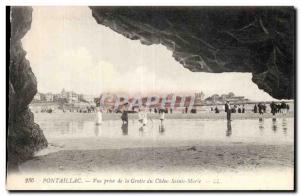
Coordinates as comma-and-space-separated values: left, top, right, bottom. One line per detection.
203, 92, 249, 105
33, 89, 248, 107
95, 91, 248, 110
33, 89, 96, 104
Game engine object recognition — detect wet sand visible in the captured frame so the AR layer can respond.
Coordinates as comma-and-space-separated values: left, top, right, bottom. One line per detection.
34, 111, 294, 121
19, 141, 293, 175
13, 113, 294, 190
19, 112, 294, 174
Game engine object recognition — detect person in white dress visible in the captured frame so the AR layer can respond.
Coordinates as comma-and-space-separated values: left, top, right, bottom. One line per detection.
143, 111, 148, 126
138, 108, 148, 126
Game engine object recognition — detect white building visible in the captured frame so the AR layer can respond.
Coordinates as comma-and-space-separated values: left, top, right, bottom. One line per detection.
33, 93, 41, 101
45, 93, 54, 102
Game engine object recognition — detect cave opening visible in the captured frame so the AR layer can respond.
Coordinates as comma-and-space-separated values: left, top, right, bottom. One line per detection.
22, 6, 275, 101
19, 6, 278, 156
7, 6, 295, 189
9, 6, 293, 172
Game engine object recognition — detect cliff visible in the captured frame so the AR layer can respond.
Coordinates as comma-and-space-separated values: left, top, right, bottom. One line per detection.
8, 6, 48, 171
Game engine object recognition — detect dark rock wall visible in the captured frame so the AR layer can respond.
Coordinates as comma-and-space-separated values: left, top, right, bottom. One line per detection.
8, 6, 47, 171
90, 6, 295, 99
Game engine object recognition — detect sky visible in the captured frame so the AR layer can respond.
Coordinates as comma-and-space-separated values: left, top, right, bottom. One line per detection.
21, 6, 276, 101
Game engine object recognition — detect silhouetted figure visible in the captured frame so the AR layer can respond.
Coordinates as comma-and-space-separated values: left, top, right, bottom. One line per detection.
280, 102, 286, 113
121, 110, 128, 124
232, 105, 237, 113
242, 105, 245, 113
170, 108, 173, 114
185, 107, 188, 114
263, 104, 266, 113
258, 103, 264, 115
215, 107, 219, 113
238, 107, 241, 113
225, 101, 231, 121
254, 104, 258, 113
270, 101, 276, 116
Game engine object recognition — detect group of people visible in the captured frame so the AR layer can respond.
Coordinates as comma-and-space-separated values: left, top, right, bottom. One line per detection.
253, 103, 267, 114
121, 108, 166, 127
253, 101, 290, 115
96, 101, 290, 125
213, 104, 245, 114
224, 101, 290, 121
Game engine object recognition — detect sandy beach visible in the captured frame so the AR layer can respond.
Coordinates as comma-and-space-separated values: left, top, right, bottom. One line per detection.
17, 112, 294, 174
11, 112, 294, 190
33, 111, 294, 121
20, 140, 293, 175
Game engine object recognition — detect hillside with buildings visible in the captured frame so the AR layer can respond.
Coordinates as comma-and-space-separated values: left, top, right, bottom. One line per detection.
203, 92, 250, 105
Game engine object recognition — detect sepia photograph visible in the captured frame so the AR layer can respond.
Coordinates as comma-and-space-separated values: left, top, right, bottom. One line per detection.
7, 5, 295, 191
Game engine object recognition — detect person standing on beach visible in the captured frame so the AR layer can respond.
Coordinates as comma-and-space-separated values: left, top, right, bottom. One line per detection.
270, 101, 276, 116
254, 104, 258, 113
121, 110, 128, 124
258, 103, 263, 115
121, 106, 128, 124
225, 101, 231, 121
238, 106, 241, 113
242, 105, 245, 113
215, 106, 219, 113
142, 110, 148, 126
138, 108, 147, 126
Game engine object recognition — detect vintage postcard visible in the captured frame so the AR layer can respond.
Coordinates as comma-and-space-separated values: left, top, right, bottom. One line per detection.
7, 6, 295, 191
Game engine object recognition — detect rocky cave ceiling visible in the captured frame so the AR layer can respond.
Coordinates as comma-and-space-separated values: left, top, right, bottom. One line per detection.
90, 6, 295, 99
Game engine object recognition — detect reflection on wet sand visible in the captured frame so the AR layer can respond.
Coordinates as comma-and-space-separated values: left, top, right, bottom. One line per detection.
121, 123, 128, 135
159, 123, 166, 135
139, 125, 145, 136
282, 118, 287, 135
35, 113, 293, 145
94, 125, 101, 136
226, 121, 232, 137
259, 119, 264, 131
272, 118, 277, 132
78, 121, 84, 130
